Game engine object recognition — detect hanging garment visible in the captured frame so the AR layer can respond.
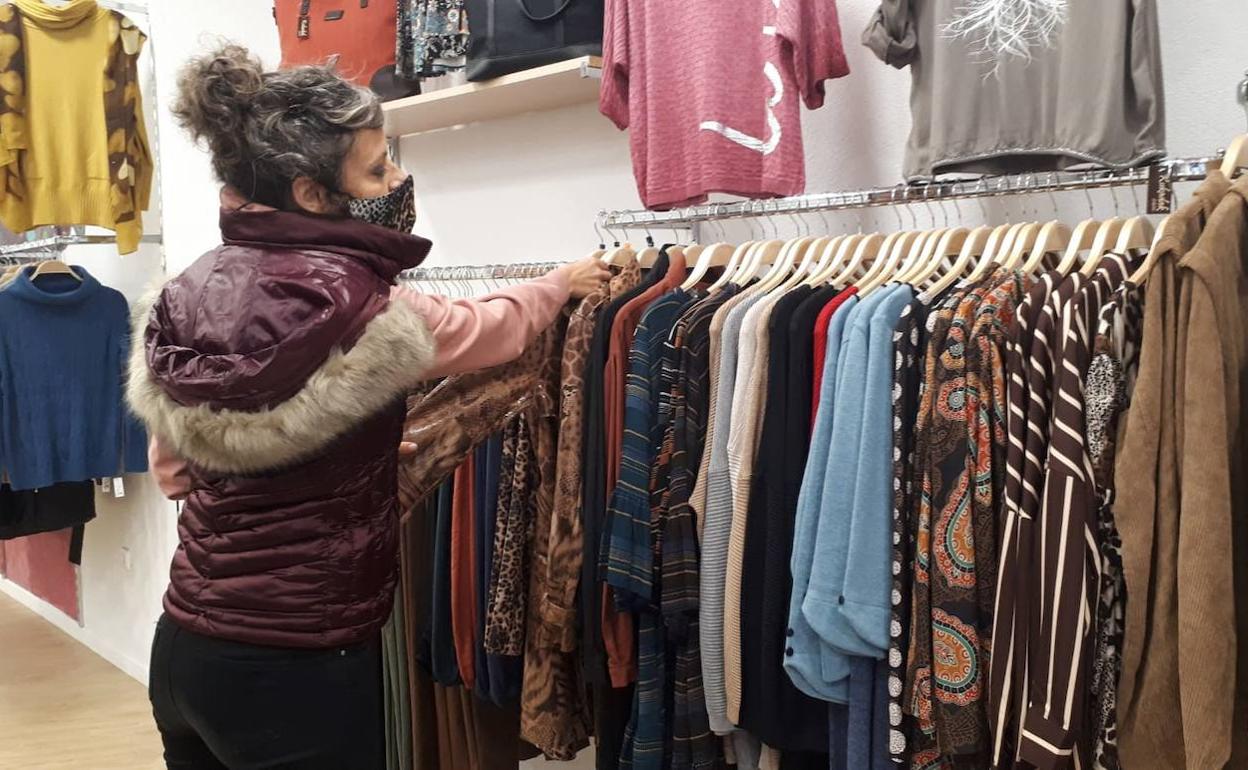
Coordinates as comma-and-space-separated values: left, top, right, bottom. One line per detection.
581, 257, 670, 770
0, 481, 95, 540
658, 287, 738, 770
477, 434, 523, 706
724, 285, 798, 726
600, 0, 849, 208
538, 259, 641, 653
788, 292, 859, 704
886, 294, 931, 763
1019, 255, 1129, 768
700, 289, 767, 734
0, 268, 147, 489
863, 0, 1165, 181
988, 269, 1062, 768
1113, 172, 1230, 770
1084, 280, 1143, 770
397, 0, 469, 79
739, 285, 831, 753
0, 1, 152, 253
581, 254, 667, 687
450, 456, 478, 691
1170, 177, 1248, 770
606, 287, 701, 770
514, 305, 596, 762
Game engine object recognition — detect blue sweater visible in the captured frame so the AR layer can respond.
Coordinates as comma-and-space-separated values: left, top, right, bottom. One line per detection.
0, 268, 148, 490
787, 293, 858, 703
840, 284, 915, 654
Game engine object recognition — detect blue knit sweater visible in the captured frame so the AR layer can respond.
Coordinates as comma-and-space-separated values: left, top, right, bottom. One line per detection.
0, 267, 147, 490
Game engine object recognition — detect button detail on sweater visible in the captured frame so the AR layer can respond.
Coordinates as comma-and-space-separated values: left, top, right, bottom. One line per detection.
837, 595, 845, 605
786, 628, 795, 638
785, 647, 795, 657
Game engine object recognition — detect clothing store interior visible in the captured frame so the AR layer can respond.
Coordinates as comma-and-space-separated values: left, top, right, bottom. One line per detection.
2, 0, 1248, 768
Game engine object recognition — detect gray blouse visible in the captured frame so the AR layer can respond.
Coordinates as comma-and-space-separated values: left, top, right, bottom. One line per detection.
865, 0, 1166, 181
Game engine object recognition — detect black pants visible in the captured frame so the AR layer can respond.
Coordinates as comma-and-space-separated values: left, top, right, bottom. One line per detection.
149, 614, 384, 770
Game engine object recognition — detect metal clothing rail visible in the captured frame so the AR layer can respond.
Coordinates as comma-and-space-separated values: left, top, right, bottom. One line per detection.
0, 232, 163, 255
597, 156, 1219, 231
399, 262, 566, 282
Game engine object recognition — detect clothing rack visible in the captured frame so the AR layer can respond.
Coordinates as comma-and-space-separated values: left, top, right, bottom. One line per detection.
0, 232, 162, 256
597, 155, 1219, 232
399, 262, 565, 283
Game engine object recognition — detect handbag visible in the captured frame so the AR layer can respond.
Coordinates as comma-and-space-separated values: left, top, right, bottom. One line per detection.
274, 0, 420, 100
465, 0, 603, 82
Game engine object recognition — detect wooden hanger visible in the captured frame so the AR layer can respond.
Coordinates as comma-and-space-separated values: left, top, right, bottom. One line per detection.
774, 237, 822, 293
636, 241, 661, 269
1054, 218, 1100, 275
737, 239, 786, 289
600, 241, 637, 267
1000, 222, 1041, 270
809, 233, 862, 286
1128, 214, 1173, 285
1079, 218, 1124, 276
30, 259, 82, 281
853, 232, 906, 294
681, 242, 733, 291
1112, 215, 1155, 257
966, 223, 1015, 283
1021, 221, 1072, 274
1221, 133, 1248, 177
800, 235, 843, 287
883, 231, 923, 284
830, 232, 883, 288
907, 227, 968, 290
710, 240, 759, 292
751, 236, 804, 295
925, 225, 994, 299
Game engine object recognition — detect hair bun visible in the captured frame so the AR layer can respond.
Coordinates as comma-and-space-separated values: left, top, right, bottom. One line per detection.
171, 44, 264, 173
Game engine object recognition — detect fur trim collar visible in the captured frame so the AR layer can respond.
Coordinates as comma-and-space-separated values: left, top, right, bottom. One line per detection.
127, 287, 436, 475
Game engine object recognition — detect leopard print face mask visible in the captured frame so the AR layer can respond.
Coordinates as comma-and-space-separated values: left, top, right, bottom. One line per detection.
346, 175, 417, 234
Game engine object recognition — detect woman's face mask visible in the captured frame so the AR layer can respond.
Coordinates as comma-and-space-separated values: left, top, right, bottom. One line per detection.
345, 175, 417, 234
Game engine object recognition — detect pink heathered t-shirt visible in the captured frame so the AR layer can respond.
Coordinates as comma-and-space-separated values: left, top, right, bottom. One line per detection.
600, 0, 850, 210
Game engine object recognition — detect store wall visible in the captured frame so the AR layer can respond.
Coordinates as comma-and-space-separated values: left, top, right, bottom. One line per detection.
3, 0, 1245, 728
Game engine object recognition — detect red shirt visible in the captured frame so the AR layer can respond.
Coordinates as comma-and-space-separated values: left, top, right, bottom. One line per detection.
811, 286, 858, 427
600, 0, 849, 209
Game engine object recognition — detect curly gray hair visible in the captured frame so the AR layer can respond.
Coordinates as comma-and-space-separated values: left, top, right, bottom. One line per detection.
172, 44, 383, 209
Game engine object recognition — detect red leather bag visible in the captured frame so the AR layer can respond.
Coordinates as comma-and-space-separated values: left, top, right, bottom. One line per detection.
274, 0, 419, 99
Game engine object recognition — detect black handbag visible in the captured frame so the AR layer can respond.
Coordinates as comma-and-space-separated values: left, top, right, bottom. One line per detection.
465, 0, 603, 82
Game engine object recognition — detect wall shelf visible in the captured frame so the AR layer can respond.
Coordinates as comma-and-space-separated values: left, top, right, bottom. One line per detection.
384, 56, 602, 138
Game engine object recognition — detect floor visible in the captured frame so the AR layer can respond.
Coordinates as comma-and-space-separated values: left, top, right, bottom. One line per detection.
0, 589, 595, 769
0, 591, 164, 770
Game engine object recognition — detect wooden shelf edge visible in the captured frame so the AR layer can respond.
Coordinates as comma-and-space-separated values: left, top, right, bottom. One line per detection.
384, 56, 603, 138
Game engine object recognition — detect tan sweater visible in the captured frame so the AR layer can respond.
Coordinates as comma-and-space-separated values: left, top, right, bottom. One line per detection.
1115, 171, 1230, 770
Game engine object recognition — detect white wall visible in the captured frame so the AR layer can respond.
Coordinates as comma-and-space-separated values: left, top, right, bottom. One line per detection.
3, 0, 1245, 756
0, 0, 283, 681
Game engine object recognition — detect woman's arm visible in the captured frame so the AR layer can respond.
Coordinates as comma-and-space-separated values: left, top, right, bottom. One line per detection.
392, 259, 609, 379
149, 435, 192, 501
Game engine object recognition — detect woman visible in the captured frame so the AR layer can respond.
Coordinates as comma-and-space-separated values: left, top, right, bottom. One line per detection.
128, 45, 610, 769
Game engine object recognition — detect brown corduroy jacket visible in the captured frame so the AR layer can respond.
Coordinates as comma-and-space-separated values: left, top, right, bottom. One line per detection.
1114, 170, 1237, 770
1173, 176, 1248, 770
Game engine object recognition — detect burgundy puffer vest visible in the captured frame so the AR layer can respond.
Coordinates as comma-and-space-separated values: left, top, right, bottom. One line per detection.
127, 204, 434, 648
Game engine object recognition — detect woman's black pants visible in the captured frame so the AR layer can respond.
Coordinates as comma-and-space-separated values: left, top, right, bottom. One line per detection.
149, 613, 384, 769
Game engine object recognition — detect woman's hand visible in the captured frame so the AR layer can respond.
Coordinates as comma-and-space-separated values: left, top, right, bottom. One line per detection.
564, 257, 613, 299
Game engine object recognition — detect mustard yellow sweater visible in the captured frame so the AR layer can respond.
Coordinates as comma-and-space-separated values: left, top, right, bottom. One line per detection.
0, 0, 151, 253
